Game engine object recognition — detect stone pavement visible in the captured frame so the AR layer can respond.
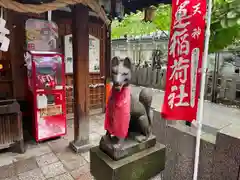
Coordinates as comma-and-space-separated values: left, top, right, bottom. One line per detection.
2, 84, 237, 180
0, 114, 105, 180
1, 85, 237, 180
0, 113, 162, 180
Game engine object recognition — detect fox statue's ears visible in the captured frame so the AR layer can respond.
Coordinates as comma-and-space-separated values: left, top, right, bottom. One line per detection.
111, 56, 132, 70
111, 56, 120, 67
123, 57, 132, 70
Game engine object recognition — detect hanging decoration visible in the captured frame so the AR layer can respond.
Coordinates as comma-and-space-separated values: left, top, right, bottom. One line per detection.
25, 19, 58, 51
161, 0, 207, 122
0, 7, 10, 52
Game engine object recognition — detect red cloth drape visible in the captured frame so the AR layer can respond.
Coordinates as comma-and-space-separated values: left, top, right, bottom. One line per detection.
104, 87, 131, 138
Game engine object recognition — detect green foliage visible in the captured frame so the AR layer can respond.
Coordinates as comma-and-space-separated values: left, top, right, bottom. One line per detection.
209, 0, 240, 52
112, 1, 240, 52
152, 5, 171, 31
111, 11, 159, 39
111, 5, 171, 39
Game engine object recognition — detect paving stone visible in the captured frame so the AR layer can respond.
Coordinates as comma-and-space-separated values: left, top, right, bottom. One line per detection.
57, 150, 87, 171
36, 153, 59, 167
89, 133, 101, 146
75, 172, 94, 180
41, 161, 66, 179
3, 176, 19, 180
24, 140, 41, 149
89, 133, 101, 141
70, 163, 90, 179
14, 157, 38, 174
90, 121, 101, 128
48, 173, 74, 180
0, 163, 16, 179
91, 114, 104, 123
18, 168, 45, 180
63, 128, 74, 141
14, 145, 51, 161
0, 154, 15, 167
81, 152, 90, 162
90, 125, 105, 135
48, 138, 70, 153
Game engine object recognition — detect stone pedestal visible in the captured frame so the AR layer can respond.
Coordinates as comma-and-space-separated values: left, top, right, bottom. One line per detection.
69, 141, 93, 153
100, 135, 157, 160
90, 143, 165, 180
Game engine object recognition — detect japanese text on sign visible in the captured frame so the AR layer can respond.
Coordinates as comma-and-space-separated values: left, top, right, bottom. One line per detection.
161, 0, 206, 122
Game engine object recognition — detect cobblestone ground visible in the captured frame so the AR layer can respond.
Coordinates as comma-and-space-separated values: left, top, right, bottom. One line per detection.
0, 113, 162, 180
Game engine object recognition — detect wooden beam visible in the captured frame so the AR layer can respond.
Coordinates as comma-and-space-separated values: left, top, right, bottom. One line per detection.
70, 4, 91, 153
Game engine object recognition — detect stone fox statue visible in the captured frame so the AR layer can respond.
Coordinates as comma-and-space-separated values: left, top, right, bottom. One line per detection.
102, 56, 153, 149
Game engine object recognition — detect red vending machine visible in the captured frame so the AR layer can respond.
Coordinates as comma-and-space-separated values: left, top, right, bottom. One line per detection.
25, 51, 66, 142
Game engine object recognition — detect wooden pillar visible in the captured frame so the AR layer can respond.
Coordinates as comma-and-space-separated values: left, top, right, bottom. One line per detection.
70, 4, 91, 153
103, 24, 111, 112
103, 0, 114, 111
105, 24, 111, 81
7, 11, 26, 100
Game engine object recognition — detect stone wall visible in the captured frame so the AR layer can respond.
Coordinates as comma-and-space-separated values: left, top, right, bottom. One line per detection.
131, 66, 240, 104
152, 109, 240, 180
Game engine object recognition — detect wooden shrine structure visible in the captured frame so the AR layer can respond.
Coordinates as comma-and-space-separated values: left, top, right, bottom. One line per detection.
0, 0, 170, 152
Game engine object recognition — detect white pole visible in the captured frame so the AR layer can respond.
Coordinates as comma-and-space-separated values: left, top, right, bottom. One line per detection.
193, 0, 213, 179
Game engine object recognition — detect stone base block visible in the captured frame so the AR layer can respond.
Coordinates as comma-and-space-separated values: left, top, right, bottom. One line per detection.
69, 140, 93, 153
99, 135, 157, 160
90, 143, 165, 180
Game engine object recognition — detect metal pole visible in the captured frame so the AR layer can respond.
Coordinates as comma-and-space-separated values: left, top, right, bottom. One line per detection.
193, 0, 213, 179
211, 53, 218, 102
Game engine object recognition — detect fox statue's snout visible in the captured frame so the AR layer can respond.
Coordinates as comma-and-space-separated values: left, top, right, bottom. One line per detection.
111, 56, 132, 91
113, 80, 123, 92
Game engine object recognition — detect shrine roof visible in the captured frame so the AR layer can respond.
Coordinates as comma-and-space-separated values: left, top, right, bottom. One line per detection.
0, 0, 109, 24
123, 0, 172, 13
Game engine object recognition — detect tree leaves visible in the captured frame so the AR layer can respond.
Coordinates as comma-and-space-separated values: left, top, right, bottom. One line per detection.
112, 1, 240, 52
152, 5, 171, 31
111, 5, 170, 39
210, 0, 240, 52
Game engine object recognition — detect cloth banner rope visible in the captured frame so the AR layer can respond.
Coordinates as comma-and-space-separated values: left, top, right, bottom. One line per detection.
0, 0, 110, 24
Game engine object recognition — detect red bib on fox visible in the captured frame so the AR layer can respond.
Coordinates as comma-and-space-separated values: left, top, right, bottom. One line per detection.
104, 87, 131, 138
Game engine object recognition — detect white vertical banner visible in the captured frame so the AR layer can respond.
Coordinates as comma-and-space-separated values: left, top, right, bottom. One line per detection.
193, 0, 213, 179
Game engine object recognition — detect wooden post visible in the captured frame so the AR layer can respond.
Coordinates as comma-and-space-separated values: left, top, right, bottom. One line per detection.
103, 0, 114, 111
103, 24, 111, 112
105, 25, 111, 81
70, 4, 91, 153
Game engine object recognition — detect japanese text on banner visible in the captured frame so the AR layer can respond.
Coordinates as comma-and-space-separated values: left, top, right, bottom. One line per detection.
161, 0, 206, 122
